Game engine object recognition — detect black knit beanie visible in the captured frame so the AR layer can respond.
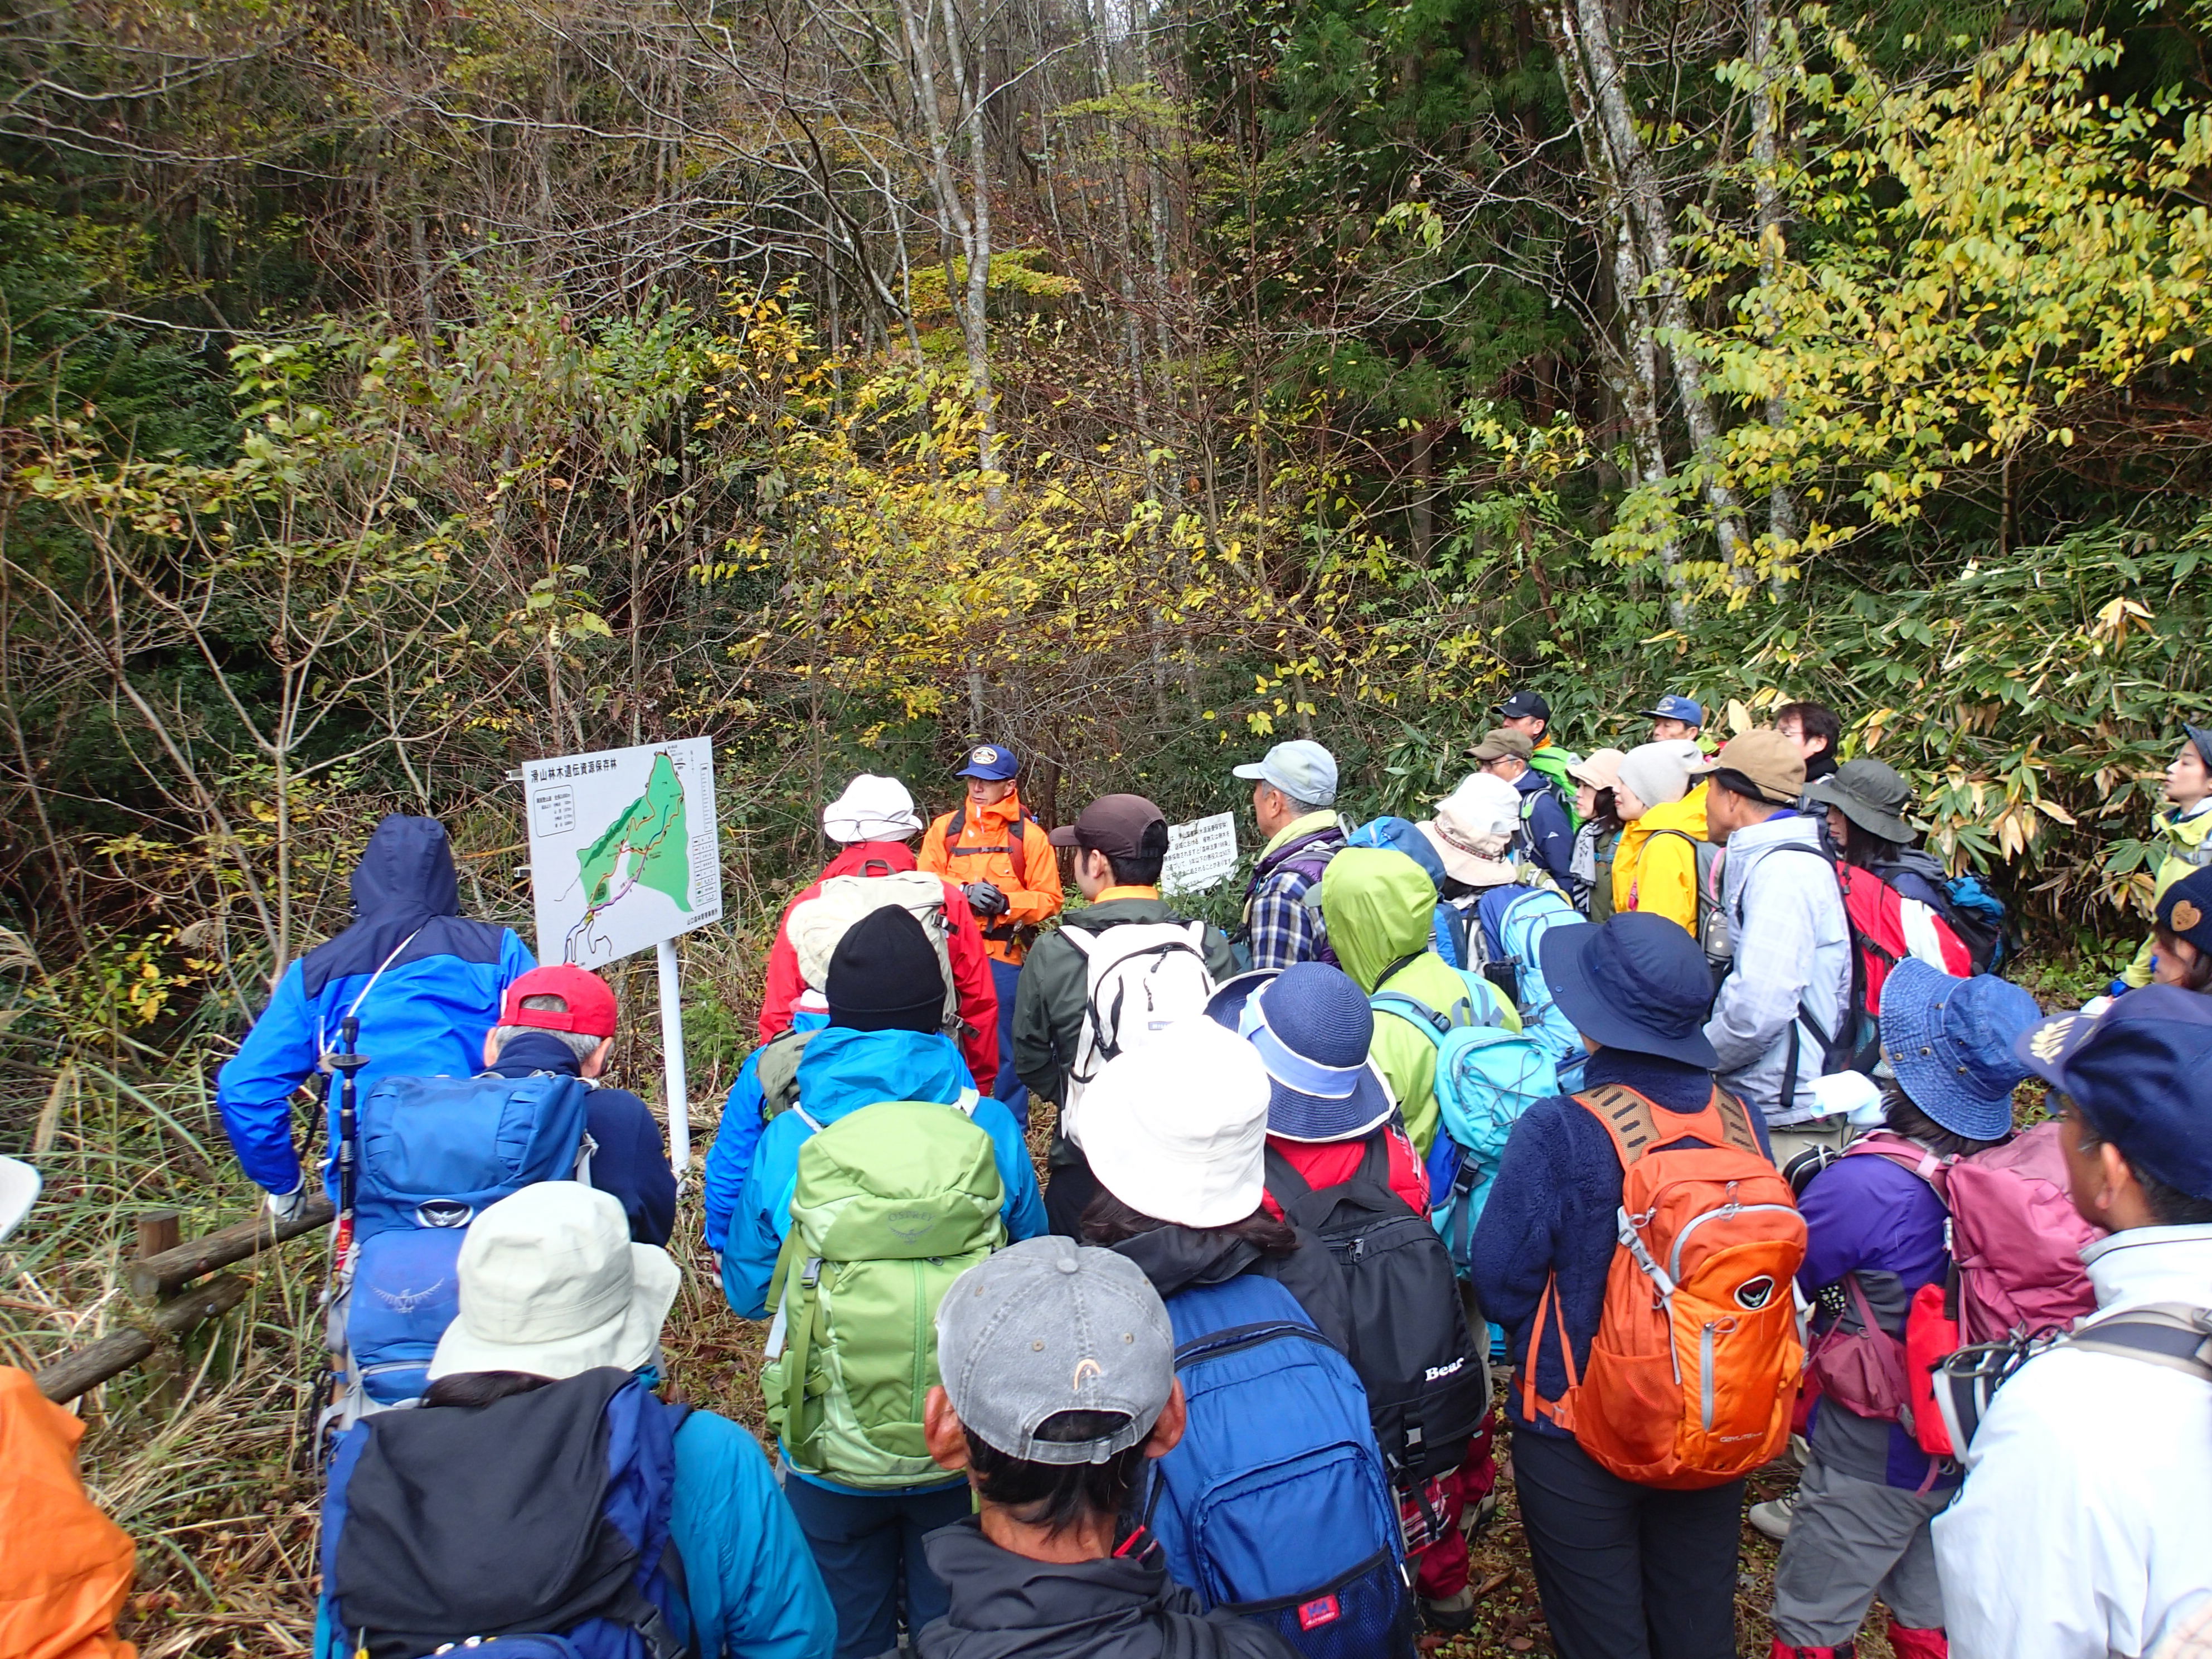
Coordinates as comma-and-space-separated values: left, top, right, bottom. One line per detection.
826, 905, 945, 1034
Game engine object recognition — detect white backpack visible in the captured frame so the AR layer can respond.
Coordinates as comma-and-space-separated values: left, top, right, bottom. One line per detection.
1060, 920, 1215, 1145
788, 865, 961, 1036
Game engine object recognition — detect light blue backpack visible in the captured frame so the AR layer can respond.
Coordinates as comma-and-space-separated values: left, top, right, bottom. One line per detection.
1375, 972, 1559, 1275
1474, 886, 1584, 1069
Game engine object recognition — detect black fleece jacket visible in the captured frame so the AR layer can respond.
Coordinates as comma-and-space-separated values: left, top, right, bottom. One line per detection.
911, 1519, 1297, 1659
1107, 1220, 1355, 1357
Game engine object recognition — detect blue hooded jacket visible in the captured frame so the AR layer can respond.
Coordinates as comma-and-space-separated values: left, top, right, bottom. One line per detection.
719, 1025, 1047, 1321
701, 1007, 831, 1255
216, 816, 536, 1195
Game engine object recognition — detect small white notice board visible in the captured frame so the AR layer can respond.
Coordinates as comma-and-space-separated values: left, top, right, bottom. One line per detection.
1161, 812, 1240, 895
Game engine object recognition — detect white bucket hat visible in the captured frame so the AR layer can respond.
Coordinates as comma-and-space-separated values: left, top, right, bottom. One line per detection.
1079, 1020, 1271, 1229
1419, 773, 1522, 886
822, 774, 923, 844
0, 1156, 40, 1244
426, 1182, 682, 1382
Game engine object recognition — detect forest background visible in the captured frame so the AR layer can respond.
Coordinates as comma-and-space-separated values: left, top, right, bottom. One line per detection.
2, 0, 2211, 1648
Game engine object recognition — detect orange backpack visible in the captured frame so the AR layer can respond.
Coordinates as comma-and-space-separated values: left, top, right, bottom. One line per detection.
1521, 1083, 1806, 1490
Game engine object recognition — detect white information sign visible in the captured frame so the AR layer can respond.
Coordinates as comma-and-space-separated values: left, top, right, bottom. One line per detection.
525, 738, 722, 968
1161, 812, 1240, 895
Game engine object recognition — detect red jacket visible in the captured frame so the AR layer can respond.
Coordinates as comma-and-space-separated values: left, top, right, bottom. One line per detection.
757, 841, 1001, 1088
1260, 1121, 1430, 1222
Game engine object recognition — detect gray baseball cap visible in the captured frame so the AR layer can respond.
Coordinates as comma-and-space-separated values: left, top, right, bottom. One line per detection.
1233, 739, 1338, 806
935, 1236, 1175, 1465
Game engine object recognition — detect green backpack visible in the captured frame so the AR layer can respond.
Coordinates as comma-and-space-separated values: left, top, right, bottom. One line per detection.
761, 1098, 1006, 1488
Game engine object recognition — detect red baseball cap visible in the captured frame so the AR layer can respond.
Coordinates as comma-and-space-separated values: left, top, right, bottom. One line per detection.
500, 964, 618, 1039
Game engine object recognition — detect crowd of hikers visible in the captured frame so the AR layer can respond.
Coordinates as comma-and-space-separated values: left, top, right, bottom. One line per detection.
4, 698, 2212, 1659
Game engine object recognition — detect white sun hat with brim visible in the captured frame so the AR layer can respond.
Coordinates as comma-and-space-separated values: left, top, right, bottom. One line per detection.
821, 773, 923, 845
1079, 1019, 1272, 1229
0, 1156, 40, 1245
427, 1182, 681, 1382
1419, 773, 1523, 887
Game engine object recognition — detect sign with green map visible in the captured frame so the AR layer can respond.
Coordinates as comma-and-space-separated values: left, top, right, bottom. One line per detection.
524, 738, 722, 966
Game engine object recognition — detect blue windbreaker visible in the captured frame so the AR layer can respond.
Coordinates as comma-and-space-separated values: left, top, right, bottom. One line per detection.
701, 1007, 830, 1254
719, 1025, 1047, 1320
216, 816, 536, 1195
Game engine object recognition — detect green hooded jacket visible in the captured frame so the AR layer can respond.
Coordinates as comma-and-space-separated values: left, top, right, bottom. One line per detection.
1319, 848, 1521, 1157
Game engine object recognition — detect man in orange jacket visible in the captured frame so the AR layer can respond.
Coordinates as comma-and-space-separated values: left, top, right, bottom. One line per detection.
0, 1156, 138, 1659
919, 744, 1064, 1122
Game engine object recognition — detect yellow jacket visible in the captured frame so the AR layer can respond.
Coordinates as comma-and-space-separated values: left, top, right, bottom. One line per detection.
2123, 799, 2212, 987
1612, 784, 1710, 935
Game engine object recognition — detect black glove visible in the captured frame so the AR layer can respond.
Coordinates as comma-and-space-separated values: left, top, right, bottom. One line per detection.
963, 881, 1011, 919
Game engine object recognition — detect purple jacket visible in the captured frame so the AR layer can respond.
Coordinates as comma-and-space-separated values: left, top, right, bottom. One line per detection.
1798, 1151, 1957, 1490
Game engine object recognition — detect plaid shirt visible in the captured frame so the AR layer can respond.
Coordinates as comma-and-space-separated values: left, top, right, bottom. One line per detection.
1244, 825, 1346, 970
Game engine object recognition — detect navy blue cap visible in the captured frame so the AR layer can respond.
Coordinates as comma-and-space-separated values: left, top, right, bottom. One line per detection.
955, 744, 1020, 780
1538, 912, 1719, 1069
2185, 724, 2212, 774
1643, 693, 1705, 726
2015, 987, 2212, 1201
2157, 865, 2212, 956
1498, 690, 1551, 723
1879, 960, 2042, 1142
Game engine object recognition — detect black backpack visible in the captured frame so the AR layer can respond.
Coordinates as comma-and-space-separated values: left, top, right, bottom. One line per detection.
1262, 1134, 1488, 1491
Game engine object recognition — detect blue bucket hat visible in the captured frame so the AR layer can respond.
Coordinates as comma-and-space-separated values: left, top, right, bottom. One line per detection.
1235, 963, 1395, 1143
1345, 816, 1445, 893
1204, 969, 1279, 1034
956, 744, 1020, 780
1879, 959, 2042, 1142
2014, 986, 2212, 1201
1538, 912, 1719, 1069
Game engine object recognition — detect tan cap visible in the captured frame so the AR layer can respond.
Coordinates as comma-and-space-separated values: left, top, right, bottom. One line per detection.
1567, 747, 1627, 790
1468, 728, 1534, 763
1704, 729, 1807, 804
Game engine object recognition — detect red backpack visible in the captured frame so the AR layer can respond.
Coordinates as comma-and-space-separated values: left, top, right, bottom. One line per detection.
1833, 866, 1974, 1069
1803, 1123, 2106, 1453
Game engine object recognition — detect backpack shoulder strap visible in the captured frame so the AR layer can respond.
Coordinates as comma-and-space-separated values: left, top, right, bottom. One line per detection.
947, 804, 967, 841
1263, 1144, 1317, 1217
1061, 924, 1101, 958
1372, 990, 1449, 1042
1574, 1083, 1758, 1167
1844, 1130, 1949, 1190
2066, 1304, 2212, 1382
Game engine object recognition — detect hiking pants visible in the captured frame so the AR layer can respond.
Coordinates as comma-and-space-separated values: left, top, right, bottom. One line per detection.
1770, 1450, 1948, 1646
1044, 1147, 1104, 1239
988, 958, 1026, 1123
1511, 1427, 1744, 1659
780, 1474, 973, 1659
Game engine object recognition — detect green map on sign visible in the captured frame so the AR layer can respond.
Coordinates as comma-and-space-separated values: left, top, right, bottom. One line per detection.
574, 751, 691, 923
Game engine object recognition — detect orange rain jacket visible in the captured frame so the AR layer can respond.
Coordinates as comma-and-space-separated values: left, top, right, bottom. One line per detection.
919, 789, 1064, 966
0, 1366, 136, 1659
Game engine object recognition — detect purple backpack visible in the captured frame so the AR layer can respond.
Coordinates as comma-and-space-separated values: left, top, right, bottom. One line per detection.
1807, 1123, 2105, 1425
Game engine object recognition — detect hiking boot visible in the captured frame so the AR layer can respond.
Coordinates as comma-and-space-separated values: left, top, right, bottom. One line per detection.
1422, 1589, 1478, 1633
1789, 1432, 1811, 1468
1769, 1642, 1854, 1659
1885, 1623, 1948, 1659
1749, 1492, 1798, 1540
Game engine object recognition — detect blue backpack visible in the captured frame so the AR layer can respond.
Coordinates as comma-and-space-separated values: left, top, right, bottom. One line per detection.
342, 1073, 594, 1408
1473, 886, 1584, 1067
1143, 1275, 1414, 1659
322, 1370, 689, 1659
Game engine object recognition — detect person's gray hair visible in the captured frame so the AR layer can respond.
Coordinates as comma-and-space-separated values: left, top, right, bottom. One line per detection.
487, 993, 603, 1063
1280, 793, 1331, 816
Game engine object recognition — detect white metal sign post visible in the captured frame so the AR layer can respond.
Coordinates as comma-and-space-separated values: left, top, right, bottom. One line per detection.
522, 738, 722, 1174
1161, 811, 1240, 897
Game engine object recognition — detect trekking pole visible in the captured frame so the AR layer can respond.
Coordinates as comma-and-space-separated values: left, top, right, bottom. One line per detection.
329, 1013, 369, 1268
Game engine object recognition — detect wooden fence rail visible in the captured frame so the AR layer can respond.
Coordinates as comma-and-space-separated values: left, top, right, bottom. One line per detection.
32, 1197, 334, 1404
